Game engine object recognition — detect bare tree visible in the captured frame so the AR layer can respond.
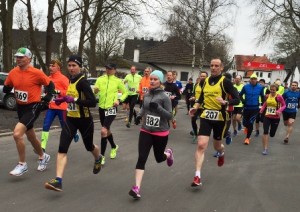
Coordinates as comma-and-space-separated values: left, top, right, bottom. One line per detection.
0, 0, 18, 71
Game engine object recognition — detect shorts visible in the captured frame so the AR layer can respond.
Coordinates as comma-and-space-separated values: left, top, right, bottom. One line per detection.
233, 107, 243, 115
282, 111, 297, 121
123, 95, 138, 105
99, 108, 116, 130
17, 103, 42, 130
198, 118, 227, 140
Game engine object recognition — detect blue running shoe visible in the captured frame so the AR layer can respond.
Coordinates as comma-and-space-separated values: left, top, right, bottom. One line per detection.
213, 151, 220, 158
74, 133, 80, 142
225, 136, 232, 145
238, 122, 242, 131
233, 130, 237, 137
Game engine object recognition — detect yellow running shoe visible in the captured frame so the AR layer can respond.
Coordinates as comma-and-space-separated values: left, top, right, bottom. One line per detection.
110, 145, 119, 159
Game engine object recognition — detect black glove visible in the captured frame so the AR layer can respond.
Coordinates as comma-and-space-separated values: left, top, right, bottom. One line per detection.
149, 102, 158, 110
37, 100, 49, 111
135, 116, 142, 125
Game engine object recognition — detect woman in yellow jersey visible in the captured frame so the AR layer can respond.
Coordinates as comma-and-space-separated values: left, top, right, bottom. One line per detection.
259, 84, 286, 155
45, 55, 102, 192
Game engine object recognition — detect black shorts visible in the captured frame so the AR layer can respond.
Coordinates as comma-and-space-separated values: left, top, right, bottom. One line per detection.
282, 111, 297, 121
17, 103, 42, 130
99, 107, 116, 130
233, 107, 243, 115
198, 118, 227, 140
123, 95, 138, 105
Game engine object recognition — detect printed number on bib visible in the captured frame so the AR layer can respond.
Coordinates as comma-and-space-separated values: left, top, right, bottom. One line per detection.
142, 87, 149, 93
146, 115, 160, 127
67, 102, 77, 111
287, 103, 296, 109
129, 87, 136, 92
105, 107, 117, 116
15, 90, 28, 102
204, 110, 219, 120
266, 107, 276, 115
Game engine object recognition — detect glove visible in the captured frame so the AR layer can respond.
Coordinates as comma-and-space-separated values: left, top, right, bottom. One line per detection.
37, 101, 49, 111
54, 90, 61, 94
54, 97, 66, 105
64, 96, 75, 103
149, 102, 158, 110
135, 116, 142, 125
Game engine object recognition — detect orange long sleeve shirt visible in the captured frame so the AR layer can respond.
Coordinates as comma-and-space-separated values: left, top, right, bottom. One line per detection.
139, 76, 151, 100
48, 71, 69, 110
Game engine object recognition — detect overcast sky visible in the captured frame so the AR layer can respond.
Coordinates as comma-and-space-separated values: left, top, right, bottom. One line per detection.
28, 0, 273, 57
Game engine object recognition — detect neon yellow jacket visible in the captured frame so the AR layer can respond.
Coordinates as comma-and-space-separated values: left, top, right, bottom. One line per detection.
124, 73, 142, 96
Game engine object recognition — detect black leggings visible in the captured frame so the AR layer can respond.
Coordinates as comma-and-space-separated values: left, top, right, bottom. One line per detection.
191, 109, 201, 135
243, 109, 259, 138
136, 131, 168, 170
263, 117, 280, 137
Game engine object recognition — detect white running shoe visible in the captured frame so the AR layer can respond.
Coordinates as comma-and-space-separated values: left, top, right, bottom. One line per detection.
37, 153, 51, 171
10, 163, 28, 176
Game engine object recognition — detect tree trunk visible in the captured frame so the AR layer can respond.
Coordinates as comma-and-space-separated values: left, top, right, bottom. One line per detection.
78, 0, 90, 55
61, 0, 68, 73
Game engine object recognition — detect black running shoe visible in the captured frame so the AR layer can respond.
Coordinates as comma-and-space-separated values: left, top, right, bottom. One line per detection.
93, 155, 103, 174
45, 179, 63, 192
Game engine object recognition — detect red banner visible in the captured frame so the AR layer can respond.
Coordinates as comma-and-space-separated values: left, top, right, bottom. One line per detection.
243, 61, 284, 70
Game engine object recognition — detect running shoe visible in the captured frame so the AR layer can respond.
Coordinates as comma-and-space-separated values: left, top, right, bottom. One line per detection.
238, 122, 242, 131
101, 156, 106, 165
243, 127, 248, 135
73, 133, 80, 142
129, 186, 141, 199
255, 130, 259, 137
45, 179, 63, 192
191, 176, 202, 187
262, 149, 268, 155
172, 119, 177, 129
9, 163, 28, 176
93, 155, 103, 174
192, 136, 197, 144
225, 131, 232, 145
126, 122, 131, 128
244, 138, 250, 145
213, 151, 220, 158
284, 138, 289, 144
233, 130, 237, 137
190, 130, 194, 136
165, 148, 174, 167
110, 145, 119, 159
218, 152, 225, 167
37, 153, 51, 171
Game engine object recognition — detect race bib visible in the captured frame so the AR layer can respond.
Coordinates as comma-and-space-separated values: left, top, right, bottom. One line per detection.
15, 90, 28, 102
67, 102, 77, 111
287, 103, 297, 109
146, 114, 160, 127
129, 87, 136, 92
266, 107, 276, 115
202, 110, 220, 120
165, 91, 172, 97
142, 87, 149, 93
105, 107, 117, 116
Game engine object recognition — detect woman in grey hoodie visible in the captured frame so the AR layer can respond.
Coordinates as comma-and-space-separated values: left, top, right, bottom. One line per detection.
129, 70, 174, 200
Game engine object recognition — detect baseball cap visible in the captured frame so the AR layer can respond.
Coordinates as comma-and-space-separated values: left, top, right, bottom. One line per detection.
250, 73, 258, 79
105, 63, 117, 70
15, 47, 32, 58
68, 55, 82, 67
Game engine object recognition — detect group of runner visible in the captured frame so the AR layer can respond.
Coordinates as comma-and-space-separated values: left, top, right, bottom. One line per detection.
3, 48, 300, 198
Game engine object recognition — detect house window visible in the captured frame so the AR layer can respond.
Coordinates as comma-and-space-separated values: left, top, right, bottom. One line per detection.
268, 73, 271, 78
260, 72, 263, 77
181, 72, 188, 81
256, 72, 259, 76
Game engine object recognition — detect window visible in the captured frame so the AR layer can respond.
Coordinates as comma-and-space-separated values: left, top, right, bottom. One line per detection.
256, 72, 259, 76
260, 72, 263, 77
180, 72, 188, 81
268, 73, 271, 78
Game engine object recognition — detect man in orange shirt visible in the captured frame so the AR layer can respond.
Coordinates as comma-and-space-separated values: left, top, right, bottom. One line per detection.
138, 67, 152, 108
3, 47, 55, 176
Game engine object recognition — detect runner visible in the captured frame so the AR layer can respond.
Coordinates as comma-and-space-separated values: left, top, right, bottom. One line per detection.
3, 47, 54, 176
94, 63, 128, 165
239, 73, 265, 145
172, 71, 182, 127
40, 59, 79, 153
254, 79, 268, 137
163, 71, 181, 129
123, 66, 142, 128
259, 84, 286, 155
282, 81, 300, 144
183, 78, 194, 114
232, 75, 244, 136
139, 67, 152, 108
129, 70, 174, 199
189, 72, 208, 143
45, 55, 102, 192
189, 58, 240, 187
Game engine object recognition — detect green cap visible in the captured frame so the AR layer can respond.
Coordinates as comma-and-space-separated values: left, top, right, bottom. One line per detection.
15, 47, 32, 58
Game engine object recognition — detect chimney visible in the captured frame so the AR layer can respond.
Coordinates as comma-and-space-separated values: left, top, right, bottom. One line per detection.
133, 48, 140, 63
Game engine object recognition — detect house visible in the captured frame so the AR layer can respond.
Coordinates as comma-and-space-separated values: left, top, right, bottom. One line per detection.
123, 37, 210, 84
227, 54, 286, 84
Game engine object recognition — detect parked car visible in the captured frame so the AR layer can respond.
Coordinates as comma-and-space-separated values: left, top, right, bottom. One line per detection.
0, 72, 17, 110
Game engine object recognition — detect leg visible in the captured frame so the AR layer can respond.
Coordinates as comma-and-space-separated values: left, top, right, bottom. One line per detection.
13, 123, 28, 162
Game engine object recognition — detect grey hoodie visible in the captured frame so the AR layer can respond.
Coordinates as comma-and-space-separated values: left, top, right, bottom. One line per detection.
139, 87, 172, 132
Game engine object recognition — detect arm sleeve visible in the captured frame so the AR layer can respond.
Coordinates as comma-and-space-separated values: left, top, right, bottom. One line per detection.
157, 96, 172, 120
118, 80, 128, 102
260, 87, 265, 104
42, 81, 55, 102
76, 80, 96, 107
174, 85, 181, 100
277, 95, 286, 113
224, 79, 240, 105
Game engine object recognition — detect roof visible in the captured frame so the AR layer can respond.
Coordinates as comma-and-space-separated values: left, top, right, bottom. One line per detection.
11, 29, 62, 53
139, 37, 203, 66
235, 55, 271, 71
123, 38, 163, 60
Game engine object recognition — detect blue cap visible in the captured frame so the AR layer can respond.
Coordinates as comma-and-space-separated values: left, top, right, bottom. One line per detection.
150, 70, 164, 82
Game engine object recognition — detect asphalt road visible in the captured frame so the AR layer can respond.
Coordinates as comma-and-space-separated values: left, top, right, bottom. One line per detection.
0, 103, 299, 212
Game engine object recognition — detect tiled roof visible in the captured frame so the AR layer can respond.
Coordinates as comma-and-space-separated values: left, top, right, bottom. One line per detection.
139, 37, 203, 66
11, 29, 62, 53
123, 38, 163, 60
235, 55, 271, 71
